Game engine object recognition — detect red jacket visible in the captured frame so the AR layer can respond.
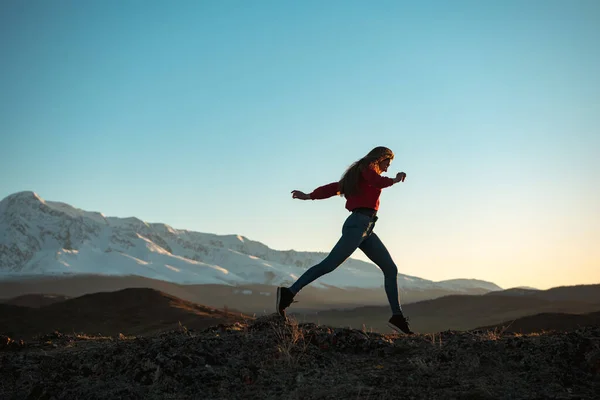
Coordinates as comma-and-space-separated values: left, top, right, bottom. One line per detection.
309, 167, 395, 211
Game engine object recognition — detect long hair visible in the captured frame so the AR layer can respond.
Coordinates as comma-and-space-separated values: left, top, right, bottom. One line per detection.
339, 146, 394, 197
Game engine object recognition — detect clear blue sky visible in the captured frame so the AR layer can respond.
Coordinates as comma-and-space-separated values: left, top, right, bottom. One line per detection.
1, 0, 599, 289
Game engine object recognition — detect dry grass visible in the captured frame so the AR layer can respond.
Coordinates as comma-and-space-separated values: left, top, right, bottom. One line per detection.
409, 356, 439, 374
428, 332, 443, 347
273, 316, 309, 365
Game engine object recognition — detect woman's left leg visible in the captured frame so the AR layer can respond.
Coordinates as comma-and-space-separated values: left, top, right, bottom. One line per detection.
359, 232, 403, 315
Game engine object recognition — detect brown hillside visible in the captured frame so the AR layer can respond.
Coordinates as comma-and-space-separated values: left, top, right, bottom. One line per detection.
485, 284, 600, 303
0, 274, 498, 316
2, 293, 71, 308
0, 288, 252, 339
476, 310, 600, 334
2, 276, 599, 335
295, 289, 600, 334
0, 275, 199, 304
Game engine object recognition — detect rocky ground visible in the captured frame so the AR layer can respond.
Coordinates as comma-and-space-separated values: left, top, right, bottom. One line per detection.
2, 315, 600, 400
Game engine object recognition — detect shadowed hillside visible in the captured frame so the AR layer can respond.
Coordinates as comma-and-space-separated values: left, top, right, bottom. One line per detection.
0, 274, 497, 316
484, 284, 600, 303
0, 288, 251, 339
1, 315, 599, 399
3, 281, 600, 335
1, 293, 71, 308
476, 311, 600, 334
294, 284, 600, 333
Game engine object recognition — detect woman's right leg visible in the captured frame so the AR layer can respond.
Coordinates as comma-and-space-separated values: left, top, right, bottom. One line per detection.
289, 213, 373, 294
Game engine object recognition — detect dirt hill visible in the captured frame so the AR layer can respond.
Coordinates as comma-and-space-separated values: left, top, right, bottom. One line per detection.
297, 284, 600, 333
476, 310, 600, 334
1, 315, 599, 399
0, 288, 251, 339
0, 274, 498, 316
4, 281, 600, 335
1, 293, 71, 308
485, 283, 600, 303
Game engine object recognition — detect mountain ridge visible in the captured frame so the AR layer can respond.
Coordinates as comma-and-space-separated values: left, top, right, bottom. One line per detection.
1, 191, 501, 293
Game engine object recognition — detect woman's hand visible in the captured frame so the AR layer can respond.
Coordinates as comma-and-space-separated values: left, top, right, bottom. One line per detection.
291, 190, 311, 200
395, 172, 407, 183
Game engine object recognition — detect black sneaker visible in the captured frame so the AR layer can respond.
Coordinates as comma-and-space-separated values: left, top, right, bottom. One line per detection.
276, 287, 295, 317
388, 314, 414, 335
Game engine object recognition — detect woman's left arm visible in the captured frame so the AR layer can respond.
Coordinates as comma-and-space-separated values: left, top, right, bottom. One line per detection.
361, 167, 396, 188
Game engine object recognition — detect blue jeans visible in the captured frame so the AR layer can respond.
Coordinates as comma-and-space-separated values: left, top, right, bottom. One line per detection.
289, 211, 403, 315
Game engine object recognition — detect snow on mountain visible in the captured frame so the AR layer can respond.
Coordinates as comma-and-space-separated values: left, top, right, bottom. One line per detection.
0, 191, 502, 292
434, 279, 503, 292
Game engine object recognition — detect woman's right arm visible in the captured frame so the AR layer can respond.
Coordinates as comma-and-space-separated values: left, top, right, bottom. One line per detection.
291, 182, 340, 200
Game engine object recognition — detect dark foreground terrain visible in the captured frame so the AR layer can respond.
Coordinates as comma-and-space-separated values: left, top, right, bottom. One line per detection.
2, 315, 599, 400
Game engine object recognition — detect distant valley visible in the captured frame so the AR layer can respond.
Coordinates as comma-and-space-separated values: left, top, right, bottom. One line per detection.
2, 283, 599, 339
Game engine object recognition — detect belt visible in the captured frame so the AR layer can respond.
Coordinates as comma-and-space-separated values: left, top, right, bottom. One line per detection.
352, 207, 377, 218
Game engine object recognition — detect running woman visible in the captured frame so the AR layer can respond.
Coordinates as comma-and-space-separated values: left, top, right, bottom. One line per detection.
276, 146, 413, 334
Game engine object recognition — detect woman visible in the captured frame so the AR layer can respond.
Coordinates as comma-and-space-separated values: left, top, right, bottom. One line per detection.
276, 146, 413, 334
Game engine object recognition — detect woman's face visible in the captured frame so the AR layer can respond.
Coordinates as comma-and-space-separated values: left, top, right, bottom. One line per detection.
378, 157, 392, 173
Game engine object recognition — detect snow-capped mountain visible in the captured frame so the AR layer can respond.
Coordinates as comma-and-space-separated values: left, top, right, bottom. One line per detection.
0, 191, 502, 292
